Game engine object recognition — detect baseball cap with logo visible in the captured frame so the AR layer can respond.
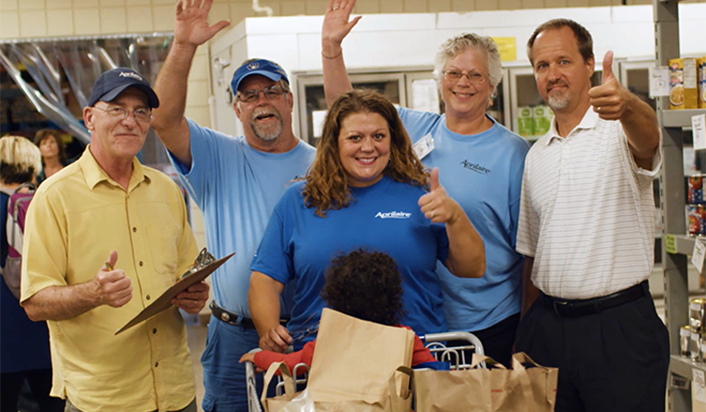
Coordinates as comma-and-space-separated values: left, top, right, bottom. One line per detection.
230, 59, 289, 94
88, 67, 160, 108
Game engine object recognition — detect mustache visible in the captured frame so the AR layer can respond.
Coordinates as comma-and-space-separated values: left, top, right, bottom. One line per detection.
251, 107, 282, 122
547, 80, 568, 91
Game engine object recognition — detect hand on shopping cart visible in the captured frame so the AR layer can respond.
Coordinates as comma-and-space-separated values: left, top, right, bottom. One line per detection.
238, 352, 264, 373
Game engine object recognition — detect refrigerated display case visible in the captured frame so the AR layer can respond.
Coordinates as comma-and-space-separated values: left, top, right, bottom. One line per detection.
294, 67, 510, 145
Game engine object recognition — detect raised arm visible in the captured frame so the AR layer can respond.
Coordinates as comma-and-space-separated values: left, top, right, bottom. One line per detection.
321, 0, 360, 106
418, 168, 485, 278
588, 51, 660, 169
249, 271, 291, 353
23, 251, 133, 322
151, 0, 230, 166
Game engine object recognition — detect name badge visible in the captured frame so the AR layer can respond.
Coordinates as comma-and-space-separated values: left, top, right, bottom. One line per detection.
413, 134, 435, 160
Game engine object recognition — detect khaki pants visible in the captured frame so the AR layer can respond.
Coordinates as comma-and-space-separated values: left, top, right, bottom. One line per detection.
65, 398, 197, 412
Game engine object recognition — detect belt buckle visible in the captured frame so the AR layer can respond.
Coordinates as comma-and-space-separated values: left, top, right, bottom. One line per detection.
553, 300, 568, 316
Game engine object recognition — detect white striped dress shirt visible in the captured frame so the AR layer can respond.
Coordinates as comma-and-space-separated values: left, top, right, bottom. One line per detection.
516, 108, 661, 299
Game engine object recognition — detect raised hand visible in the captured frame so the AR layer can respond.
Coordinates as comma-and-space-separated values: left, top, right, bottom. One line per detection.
588, 50, 632, 121
174, 0, 230, 47
418, 168, 463, 224
94, 250, 132, 308
322, 0, 361, 51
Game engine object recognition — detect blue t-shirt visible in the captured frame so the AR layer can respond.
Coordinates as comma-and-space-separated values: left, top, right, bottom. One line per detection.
251, 176, 450, 347
399, 108, 530, 331
1, 191, 52, 373
168, 119, 316, 318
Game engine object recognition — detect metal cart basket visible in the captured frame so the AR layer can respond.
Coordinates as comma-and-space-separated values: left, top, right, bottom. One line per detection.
245, 331, 485, 412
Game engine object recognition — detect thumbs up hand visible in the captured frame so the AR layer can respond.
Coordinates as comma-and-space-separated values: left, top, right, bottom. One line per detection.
418, 168, 463, 224
93, 250, 133, 308
588, 51, 631, 121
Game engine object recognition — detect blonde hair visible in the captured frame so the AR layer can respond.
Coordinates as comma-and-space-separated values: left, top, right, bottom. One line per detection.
0, 135, 42, 184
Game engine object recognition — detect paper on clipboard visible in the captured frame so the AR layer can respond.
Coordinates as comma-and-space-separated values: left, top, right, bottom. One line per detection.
115, 251, 235, 335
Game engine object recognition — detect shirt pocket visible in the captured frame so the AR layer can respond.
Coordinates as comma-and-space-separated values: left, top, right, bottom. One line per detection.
145, 222, 180, 278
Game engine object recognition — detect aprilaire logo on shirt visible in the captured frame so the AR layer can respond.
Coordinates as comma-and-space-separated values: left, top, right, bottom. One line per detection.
375, 211, 412, 219
460, 160, 491, 175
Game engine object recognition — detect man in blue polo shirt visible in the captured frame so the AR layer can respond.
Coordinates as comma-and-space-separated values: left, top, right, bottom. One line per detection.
150, 2, 315, 411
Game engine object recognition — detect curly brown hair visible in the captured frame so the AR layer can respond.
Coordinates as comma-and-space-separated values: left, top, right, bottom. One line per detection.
320, 248, 405, 326
303, 89, 428, 217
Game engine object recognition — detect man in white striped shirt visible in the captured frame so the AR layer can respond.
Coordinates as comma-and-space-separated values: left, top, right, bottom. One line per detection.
515, 19, 667, 412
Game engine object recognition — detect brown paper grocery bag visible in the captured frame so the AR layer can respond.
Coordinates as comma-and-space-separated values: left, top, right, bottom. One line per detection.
306, 308, 415, 411
484, 352, 557, 412
261, 362, 299, 412
507, 352, 558, 412
413, 356, 501, 412
414, 353, 557, 412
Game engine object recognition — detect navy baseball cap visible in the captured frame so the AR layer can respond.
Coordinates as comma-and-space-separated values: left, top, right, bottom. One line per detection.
231, 59, 289, 94
88, 67, 160, 108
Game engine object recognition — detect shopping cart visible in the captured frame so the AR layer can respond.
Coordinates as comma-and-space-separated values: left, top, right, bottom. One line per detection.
245, 331, 484, 412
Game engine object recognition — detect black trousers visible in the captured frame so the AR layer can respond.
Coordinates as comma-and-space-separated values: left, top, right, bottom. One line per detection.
447, 313, 520, 368
515, 289, 669, 412
1, 369, 64, 412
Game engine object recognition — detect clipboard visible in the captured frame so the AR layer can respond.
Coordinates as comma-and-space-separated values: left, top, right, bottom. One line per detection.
115, 250, 235, 335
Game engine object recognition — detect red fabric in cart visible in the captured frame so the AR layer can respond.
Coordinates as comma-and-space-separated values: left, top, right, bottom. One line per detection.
254, 325, 436, 375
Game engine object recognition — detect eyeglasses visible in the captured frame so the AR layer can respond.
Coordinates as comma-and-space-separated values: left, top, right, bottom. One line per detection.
93, 105, 152, 123
237, 85, 286, 103
290, 312, 320, 344
442, 70, 488, 85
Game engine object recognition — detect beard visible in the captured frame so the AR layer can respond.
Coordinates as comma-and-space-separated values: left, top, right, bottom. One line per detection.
545, 83, 570, 111
250, 107, 284, 141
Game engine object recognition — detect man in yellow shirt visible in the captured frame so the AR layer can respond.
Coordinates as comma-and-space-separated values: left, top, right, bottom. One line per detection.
20, 67, 209, 412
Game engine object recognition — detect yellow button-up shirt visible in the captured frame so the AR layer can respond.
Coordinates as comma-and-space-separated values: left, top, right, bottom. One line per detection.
21, 148, 198, 412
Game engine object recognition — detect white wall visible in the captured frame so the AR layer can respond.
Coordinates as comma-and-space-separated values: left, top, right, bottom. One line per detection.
208, 3, 705, 134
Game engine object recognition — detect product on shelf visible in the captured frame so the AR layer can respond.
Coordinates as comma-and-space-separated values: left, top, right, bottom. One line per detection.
682, 325, 692, 358
669, 57, 699, 110
687, 205, 700, 236
689, 175, 704, 204
517, 106, 533, 137
696, 56, 706, 109
532, 105, 553, 137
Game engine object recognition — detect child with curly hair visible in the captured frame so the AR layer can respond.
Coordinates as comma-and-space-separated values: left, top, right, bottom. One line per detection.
240, 248, 438, 373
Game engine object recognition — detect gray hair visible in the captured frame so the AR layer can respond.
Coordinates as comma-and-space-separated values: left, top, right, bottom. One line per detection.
433, 33, 503, 98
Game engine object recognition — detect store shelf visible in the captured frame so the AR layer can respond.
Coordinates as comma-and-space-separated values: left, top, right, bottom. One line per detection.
661, 109, 706, 128
670, 355, 706, 379
665, 234, 696, 255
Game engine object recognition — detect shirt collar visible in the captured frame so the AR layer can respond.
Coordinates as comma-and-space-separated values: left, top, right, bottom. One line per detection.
79, 144, 150, 191
546, 106, 599, 145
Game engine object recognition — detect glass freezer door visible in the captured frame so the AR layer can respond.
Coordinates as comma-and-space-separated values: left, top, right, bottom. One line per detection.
295, 72, 405, 145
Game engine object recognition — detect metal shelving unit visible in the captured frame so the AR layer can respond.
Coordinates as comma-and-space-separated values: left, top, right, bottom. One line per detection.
657, 1, 706, 410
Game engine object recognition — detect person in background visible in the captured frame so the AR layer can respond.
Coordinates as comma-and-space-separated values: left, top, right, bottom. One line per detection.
515, 19, 666, 411
321, 0, 529, 367
33, 129, 67, 185
20, 67, 209, 412
249, 89, 485, 356
150, 1, 316, 410
1, 136, 63, 412
240, 249, 439, 373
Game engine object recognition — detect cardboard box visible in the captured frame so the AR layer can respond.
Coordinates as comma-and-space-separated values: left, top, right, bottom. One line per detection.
669, 58, 699, 109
